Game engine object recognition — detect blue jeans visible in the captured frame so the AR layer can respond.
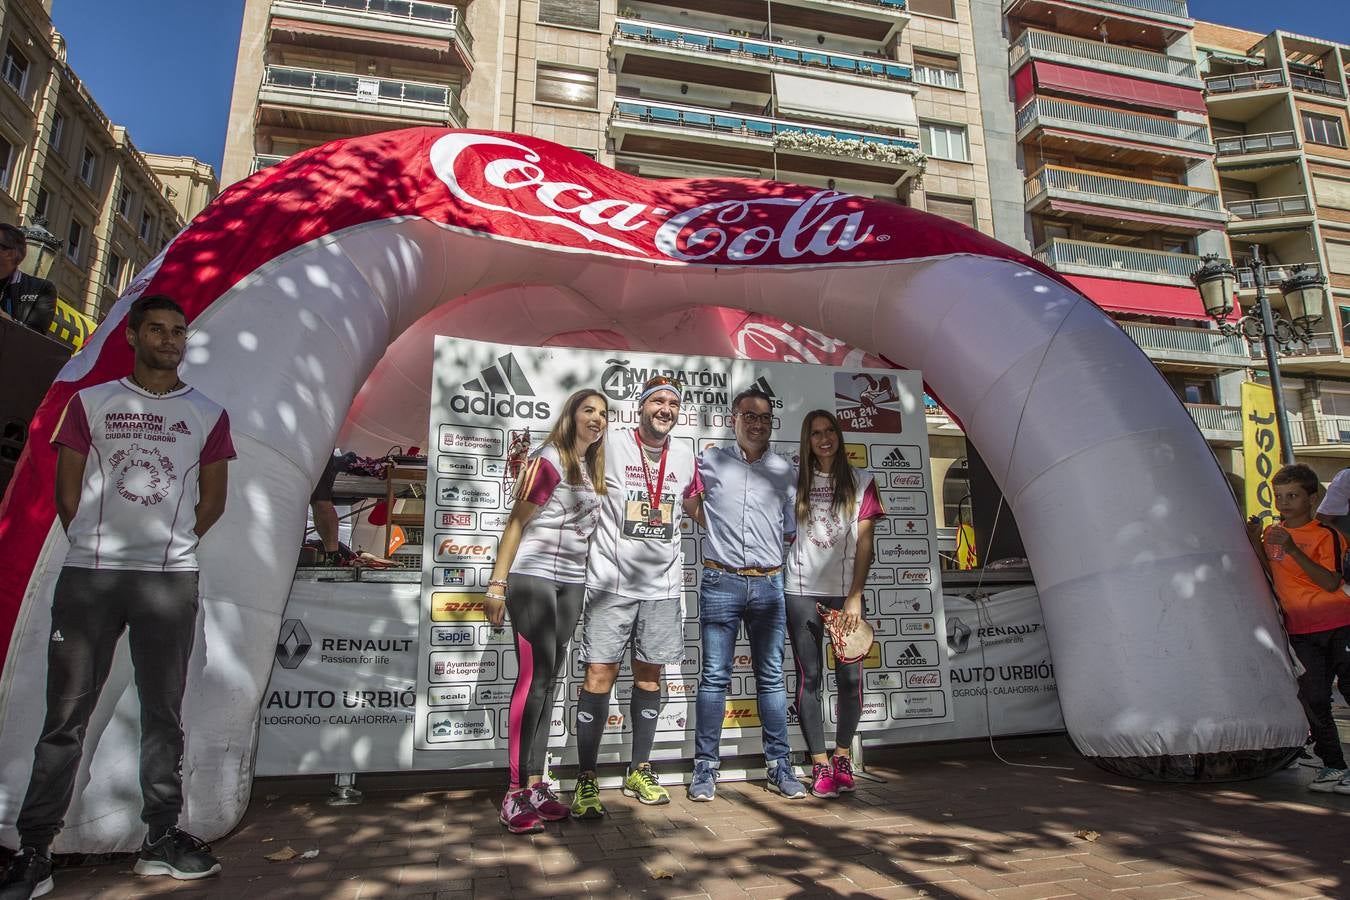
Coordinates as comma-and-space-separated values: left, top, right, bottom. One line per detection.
694, 568, 789, 765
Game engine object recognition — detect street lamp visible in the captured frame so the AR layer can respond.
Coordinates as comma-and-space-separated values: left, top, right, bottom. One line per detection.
1191, 244, 1327, 466
19, 217, 63, 280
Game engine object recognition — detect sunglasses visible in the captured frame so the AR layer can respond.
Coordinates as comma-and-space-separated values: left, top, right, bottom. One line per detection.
642, 375, 684, 392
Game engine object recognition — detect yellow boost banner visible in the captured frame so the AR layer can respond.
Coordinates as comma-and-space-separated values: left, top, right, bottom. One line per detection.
1241, 381, 1281, 524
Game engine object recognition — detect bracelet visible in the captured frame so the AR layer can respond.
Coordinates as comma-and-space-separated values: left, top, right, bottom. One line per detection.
485, 590, 506, 602
488, 578, 508, 588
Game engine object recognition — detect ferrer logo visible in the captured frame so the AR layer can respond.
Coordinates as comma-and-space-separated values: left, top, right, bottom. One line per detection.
453, 353, 552, 420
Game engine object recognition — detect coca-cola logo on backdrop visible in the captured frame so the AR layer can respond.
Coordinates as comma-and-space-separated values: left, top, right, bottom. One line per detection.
428, 133, 889, 265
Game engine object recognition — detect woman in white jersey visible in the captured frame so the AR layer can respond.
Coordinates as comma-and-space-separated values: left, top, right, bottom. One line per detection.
785, 409, 885, 799
483, 389, 608, 834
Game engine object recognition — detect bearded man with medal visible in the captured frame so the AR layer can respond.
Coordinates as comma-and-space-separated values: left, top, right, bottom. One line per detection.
569, 376, 696, 819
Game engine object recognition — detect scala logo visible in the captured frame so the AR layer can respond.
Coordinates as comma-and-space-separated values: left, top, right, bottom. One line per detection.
429, 133, 883, 264
453, 353, 552, 420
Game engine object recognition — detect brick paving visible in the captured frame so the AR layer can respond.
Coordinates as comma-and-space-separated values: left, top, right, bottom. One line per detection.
11, 734, 1350, 899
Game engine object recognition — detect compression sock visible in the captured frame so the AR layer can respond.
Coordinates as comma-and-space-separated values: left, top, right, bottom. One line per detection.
629, 686, 661, 767
575, 689, 610, 773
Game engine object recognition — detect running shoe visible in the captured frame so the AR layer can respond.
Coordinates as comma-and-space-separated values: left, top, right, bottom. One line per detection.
831, 754, 856, 793
688, 759, 718, 802
766, 759, 807, 799
499, 789, 545, 834
0, 847, 53, 899
133, 827, 222, 880
810, 762, 839, 799
528, 782, 571, 821
1308, 766, 1348, 793
1336, 772, 1350, 795
570, 774, 606, 820
622, 764, 671, 805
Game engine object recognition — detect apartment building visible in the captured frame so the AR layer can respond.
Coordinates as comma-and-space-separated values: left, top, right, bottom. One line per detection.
1194, 23, 1350, 480
1, 0, 203, 320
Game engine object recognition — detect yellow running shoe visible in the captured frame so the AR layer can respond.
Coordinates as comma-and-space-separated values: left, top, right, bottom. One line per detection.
622, 764, 670, 805
570, 773, 606, 819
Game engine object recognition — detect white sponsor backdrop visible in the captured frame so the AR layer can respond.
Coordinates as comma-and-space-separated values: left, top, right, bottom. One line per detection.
413, 338, 952, 763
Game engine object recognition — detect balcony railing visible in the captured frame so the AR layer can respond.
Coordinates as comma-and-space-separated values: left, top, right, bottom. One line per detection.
1314, 416, 1350, 445
1017, 97, 1210, 146
1205, 69, 1285, 95
1226, 195, 1311, 221
1236, 262, 1322, 289
613, 19, 912, 82
1010, 28, 1197, 79
276, 0, 473, 55
1185, 404, 1243, 437
1215, 130, 1297, 157
611, 100, 921, 151
1005, 0, 1189, 19
1121, 323, 1249, 363
1036, 238, 1208, 279
261, 65, 465, 125
1026, 165, 1223, 214
251, 154, 289, 174
1291, 72, 1346, 98
1250, 333, 1339, 360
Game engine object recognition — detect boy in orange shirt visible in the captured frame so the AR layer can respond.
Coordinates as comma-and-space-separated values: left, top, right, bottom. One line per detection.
1248, 464, 1350, 793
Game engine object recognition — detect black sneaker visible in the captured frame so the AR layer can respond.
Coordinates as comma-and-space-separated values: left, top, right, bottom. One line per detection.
133, 827, 222, 880
0, 847, 53, 899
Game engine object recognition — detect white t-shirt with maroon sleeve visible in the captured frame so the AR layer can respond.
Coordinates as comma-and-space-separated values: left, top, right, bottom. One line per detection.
785, 467, 885, 597
508, 443, 602, 584
52, 378, 236, 572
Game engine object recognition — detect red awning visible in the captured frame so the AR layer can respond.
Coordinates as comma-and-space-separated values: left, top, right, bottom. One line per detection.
1032, 61, 1207, 115
1064, 274, 1239, 321
1014, 65, 1035, 107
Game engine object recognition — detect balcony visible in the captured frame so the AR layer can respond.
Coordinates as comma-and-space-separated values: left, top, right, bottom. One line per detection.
1249, 333, 1340, 363
1185, 404, 1243, 444
636, 0, 909, 44
257, 65, 465, 128
270, 0, 473, 63
1205, 69, 1285, 95
1226, 194, 1312, 226
609, 100, 923, 184
1236, 262, 1322, 290
1215, 130, 1298, 159
1024, 165, 1228, 227
611, 19, 914, 90
1016, 96, 1211, 155
1001, 0, 1191, 42
1037, 238, 1208, 286
1120, 323, 1249, 368
1010, 28, 1199, 85
251, 154, 289, 174
1291, 72, 1345, 99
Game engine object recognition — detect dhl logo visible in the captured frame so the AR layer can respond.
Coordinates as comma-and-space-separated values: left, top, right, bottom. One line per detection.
844, 443, 867, 467
431, 592, 488, 622
722, 700, 761, 728
827, 642, 882, 670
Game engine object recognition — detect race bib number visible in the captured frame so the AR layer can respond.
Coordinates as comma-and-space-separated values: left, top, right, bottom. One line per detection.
623, 497, 675, 541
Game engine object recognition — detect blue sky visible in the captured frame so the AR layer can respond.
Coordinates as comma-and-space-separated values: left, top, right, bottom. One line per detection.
47, 0, 1346, 176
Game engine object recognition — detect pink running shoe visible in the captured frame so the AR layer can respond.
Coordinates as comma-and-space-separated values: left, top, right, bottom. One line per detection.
528, 782, 571, 821
500, 788, 545, 834
832, 755, 856, 793
810, 762, 839, 799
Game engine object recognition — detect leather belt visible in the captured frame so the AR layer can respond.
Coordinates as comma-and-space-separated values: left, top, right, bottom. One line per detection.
704, 559, 782, 577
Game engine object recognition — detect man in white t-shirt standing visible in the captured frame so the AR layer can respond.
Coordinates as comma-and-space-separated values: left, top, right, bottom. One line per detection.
1, 295, 235, 899
570, 376, 696, 820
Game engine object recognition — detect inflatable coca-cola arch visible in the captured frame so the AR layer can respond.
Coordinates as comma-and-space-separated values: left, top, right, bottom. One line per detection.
0, 130, 1304, 850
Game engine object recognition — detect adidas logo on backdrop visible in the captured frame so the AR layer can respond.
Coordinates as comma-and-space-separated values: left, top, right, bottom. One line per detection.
452, 354, 552, 420
750, 375, 784, 408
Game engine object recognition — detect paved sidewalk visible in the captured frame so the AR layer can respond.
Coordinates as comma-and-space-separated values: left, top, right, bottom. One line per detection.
12, 735, 1350, 899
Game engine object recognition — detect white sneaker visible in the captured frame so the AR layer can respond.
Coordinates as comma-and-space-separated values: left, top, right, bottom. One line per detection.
1334, 772, 1350, 795
1307, 766, 1347, 792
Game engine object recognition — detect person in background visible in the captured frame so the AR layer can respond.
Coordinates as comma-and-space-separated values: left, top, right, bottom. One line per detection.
0, 223, 57, 337
1247, 464, 1350, 794
483, 389, 608, 834
1, 295, 234, 899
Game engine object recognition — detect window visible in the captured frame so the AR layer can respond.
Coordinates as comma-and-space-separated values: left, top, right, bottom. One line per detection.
79, 146, 97, 186
539, 0, 600, 30
1164, 373, 1216, 406
105, 253, 124, 289
66, 219, 84, 263
139, 210, 154, 242
908, 0, 955, 17
912, 51, 961, 90
1323, 385, 1350, 417
2, 42, 29, 96
49, 113, 64, 152
116, 184, 132, 218
34, 186, 49, 219
1340, 306, 1350, 345
925, 195, 976, 228
535, 64, 598, 108
1302, 110, 1347, 148
1326, 241, 1350, 276
919, 121, 968, 162
0, 137, 13, 193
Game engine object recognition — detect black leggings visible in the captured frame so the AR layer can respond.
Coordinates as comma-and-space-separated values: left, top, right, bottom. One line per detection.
505, 573, 585, 788
786, 592, 863, 757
